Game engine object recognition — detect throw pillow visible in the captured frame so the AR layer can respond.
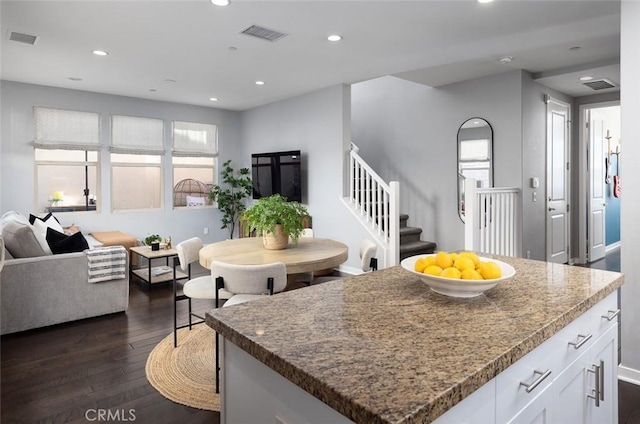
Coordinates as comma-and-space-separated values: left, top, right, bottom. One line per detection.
0, 211, 49, 258
31, 213, 65, 237
46, 228, 90, 254
29, 212, 60, 226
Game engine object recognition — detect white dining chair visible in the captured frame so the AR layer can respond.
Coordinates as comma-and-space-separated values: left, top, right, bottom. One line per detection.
212, 260, 287, 392
314, 239, 378, 283
172, 237, 233, 348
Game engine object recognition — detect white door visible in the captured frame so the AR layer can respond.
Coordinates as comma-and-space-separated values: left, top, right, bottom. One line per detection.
588, 116, 606, 262
546, 96, 570, 263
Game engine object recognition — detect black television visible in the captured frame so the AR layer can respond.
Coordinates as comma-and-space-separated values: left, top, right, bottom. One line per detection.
251, 150, 302, 203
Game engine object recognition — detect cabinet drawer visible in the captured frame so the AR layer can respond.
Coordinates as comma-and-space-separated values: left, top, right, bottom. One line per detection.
496, 335, 557, 423
591, 290, 619, 338
553, 306, 594, 371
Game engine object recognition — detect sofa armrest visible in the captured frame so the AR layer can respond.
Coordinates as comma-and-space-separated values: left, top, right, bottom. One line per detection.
1, 251, 129, 335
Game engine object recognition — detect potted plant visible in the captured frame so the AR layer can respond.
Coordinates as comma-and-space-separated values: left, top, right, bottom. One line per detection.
242, 194, 309, 250
208, 159, 252, 239
144, 234, 163, 251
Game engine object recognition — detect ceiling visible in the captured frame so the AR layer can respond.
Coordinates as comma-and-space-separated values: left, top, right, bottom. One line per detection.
0, 0, 621, 111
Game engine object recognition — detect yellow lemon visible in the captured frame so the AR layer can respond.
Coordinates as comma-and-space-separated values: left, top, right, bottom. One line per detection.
461, 268, 484, 280
440, 267, 462, 279
460, 251, 481, 268
424, 256, 436, 267
448, 252, 458, 263
424, 265, 443, 276
435, 251, 453, 269
454, 256, 475, 272
480, 261, 502, 280
414, 257, 429, 273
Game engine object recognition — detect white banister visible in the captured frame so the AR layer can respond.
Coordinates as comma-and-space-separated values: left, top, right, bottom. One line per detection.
464, 178, 520, 257
345, 144, 400, 266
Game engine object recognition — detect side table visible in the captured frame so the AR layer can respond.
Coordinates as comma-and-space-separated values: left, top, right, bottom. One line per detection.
129, 245, 187, 286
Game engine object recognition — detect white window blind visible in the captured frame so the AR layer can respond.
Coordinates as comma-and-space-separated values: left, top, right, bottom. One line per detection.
111, 115, 164, 154
172, 121, 218, 157
34, 107, 100, 151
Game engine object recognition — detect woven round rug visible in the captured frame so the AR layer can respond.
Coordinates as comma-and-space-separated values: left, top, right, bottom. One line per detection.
145, 325, 220, 411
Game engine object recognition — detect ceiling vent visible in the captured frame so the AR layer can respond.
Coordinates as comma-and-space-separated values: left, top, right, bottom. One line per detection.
7, 31, 39, 45
240, 25, 287, 42
582, 78, 617, 91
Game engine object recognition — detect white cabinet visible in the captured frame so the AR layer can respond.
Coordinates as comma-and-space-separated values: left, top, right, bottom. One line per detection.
496, 291, 619, 424
506, 383, 553, 424
587, 325, 618, 424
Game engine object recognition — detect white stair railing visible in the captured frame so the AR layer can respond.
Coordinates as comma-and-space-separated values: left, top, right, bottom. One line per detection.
464, 178, 520, 257
346, 143, 400, 266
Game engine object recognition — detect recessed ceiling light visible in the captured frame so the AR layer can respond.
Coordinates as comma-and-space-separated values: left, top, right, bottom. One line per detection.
327, 34, 342, 42
569, 46, 581, 51
211, 0, 229, 6
478, 0, 494, 3
228, 46, 237, 51
499, 56, 513, 64
92, 50, 108, 56
68, 77, 83, 81
164, 79, 177, 83
149, 89, 157, 92
209, 97, 219, 102
580, 76, 594, 81
255, 81, 265, 85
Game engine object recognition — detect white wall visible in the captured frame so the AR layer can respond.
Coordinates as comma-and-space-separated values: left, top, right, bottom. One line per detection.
0, 81, 243, 245
351, 72, 523, 253
620, 0, 640, 382
241, 84, 369, 272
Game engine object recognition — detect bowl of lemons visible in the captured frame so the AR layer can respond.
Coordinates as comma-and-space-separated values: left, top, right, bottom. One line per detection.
400, 251, 516, 298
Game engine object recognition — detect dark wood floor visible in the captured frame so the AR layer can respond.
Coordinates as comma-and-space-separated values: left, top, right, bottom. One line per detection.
2, 261, 639, 423
1, 276, 221, 424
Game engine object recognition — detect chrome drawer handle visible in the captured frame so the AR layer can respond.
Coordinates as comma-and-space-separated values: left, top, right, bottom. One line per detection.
602, 309, 620, 321
520, 369, 552, 393
587, 360, 604, 407
568, 333, 592, 350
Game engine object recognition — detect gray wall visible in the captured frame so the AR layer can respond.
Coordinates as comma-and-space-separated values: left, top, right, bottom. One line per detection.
351, 72, 523, 253
620, 0, 640, 381
0, 81, 243, 245
241, 84, 370, 272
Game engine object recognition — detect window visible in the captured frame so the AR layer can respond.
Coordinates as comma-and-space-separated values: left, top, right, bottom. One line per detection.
171, 121, 217, 208
111, 115, 164, 211
33, 107, 100, 213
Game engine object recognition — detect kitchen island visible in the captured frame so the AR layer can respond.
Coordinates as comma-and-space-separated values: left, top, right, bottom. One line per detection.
205, 257, 623, 424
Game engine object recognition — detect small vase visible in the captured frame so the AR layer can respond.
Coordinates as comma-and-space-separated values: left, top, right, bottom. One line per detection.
263, 225, 288, 250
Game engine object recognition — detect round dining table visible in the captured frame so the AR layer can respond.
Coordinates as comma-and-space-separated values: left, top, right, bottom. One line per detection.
199, 237, 348, 289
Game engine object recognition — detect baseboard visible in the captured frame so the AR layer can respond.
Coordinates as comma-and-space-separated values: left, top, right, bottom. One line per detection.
618, 365, 640, 385
337, 265, 361, 275
606, 241, 621, 253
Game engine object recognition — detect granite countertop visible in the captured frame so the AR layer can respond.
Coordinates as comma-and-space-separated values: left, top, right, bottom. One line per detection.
205, 257, 624, 424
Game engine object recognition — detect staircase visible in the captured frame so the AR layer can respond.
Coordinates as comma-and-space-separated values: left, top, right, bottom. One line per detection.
399, 214, 437, 261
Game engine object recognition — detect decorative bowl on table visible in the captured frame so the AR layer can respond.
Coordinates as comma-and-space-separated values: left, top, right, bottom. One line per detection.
400, 253, 516, 298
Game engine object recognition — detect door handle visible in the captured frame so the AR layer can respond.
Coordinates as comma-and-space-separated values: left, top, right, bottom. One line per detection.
548, 207, 556, 211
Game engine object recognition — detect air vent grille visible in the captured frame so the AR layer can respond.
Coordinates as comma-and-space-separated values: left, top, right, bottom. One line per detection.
8, 31, 39, 45
241, 25, 287, 42
582, 78, 617, 91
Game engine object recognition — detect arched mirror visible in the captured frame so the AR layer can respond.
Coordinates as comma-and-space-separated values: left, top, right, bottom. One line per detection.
457, 118, 494, 222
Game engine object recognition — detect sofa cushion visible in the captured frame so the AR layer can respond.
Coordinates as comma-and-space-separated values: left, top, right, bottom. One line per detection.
46, 228, 90, 254
1, 211, 49, 258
